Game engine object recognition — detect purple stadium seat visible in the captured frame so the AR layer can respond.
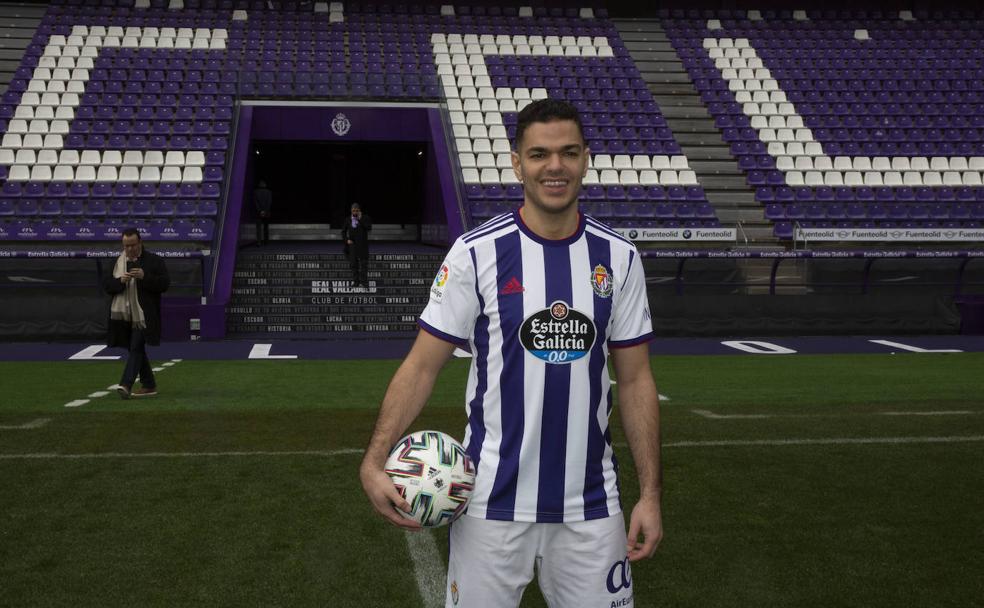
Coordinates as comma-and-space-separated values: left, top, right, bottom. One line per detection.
47, 182, 68, 198
108, 201, 130, 217
190, 219, 215, 240
675, 203, 695, 218
950, 204, 970, 220
465, 184, 483, 200
606, 186, 626, 201
653, 203, 674, 219
667, 186, 687, 201
38, 200, 61, 216
582, 184, 604, 201
504, 184, 523, 201
470, 202, 493, 222
785, 204, 805, 220
764, 204, 784, 220
594, 202, 613, 219
131, 200, 152, 217
868, 204, 888, 220
774, 187, 795, 203
484, 185, 504, 200
3, 182, 22, 197
16, 200, 38, 216
199, 201, 218, 216
176, 201, 197, 216
613, 203, 634, 219
696, 202, 715, 219
633, 202, 656, 219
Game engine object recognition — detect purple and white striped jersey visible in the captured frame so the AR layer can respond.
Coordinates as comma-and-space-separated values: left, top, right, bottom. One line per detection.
418, 210, 654, 523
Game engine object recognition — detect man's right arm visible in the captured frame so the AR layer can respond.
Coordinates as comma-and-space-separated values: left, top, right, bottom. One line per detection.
103, 269, 126, 294
359, 329, 456, 529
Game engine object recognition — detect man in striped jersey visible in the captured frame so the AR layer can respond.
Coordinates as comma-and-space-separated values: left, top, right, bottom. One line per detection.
361, 99, 662, 607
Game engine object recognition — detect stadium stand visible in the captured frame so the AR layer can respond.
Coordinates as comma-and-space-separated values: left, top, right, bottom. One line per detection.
0, 4, 981, 341
0, 1, 721, 244
664, 9, 984, 238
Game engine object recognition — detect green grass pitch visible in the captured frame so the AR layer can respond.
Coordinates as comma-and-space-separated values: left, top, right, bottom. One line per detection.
1, 353, 983, 607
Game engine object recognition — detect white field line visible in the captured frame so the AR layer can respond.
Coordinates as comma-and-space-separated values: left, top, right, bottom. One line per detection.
692, 409, 771, 420
68, 345, 120, 360
868, 340, 963, 354
880, 411, 975, 416
0, 449, 366, 460
0, 418, 50, 430
655, 435, 984, 448
4, 437, 984, 460
71, 361, 180, 408
248, 344, 298, 359
692, 408, 979, 420
405, 530, 446, 608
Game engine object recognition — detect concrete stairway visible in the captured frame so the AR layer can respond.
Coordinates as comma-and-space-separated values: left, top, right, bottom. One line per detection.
0, 2, 45, 93
613, 18, 778, 245
226, 250, 442, 336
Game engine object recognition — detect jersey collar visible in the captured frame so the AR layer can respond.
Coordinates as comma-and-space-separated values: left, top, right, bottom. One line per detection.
513, 208, 586, 247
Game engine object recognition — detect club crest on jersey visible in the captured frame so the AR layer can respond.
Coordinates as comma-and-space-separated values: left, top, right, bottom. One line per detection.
591, 264, 614, 298
431, 262, 451, 302
519, 301, 597, 364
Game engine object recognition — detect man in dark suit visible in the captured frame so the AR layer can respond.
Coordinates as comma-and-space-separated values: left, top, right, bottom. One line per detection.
253, 180, 273, 245
103, 228, 170, 399
341, 203, 372, 287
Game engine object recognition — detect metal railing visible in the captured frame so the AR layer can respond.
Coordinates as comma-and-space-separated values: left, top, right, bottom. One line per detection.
640, 249, 984, 297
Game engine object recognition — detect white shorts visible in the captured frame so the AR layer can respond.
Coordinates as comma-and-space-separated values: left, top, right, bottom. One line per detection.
445, 513, 633, 608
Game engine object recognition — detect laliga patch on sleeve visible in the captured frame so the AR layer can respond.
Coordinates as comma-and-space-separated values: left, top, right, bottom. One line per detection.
430, 262, 451, 302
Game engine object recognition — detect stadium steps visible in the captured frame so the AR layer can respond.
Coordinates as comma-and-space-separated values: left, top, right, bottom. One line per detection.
614, 19, 778, 245
0, 2, 45, 92
226, 251, 443, 337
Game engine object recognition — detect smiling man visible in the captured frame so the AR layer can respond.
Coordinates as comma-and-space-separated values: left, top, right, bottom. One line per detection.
360, 99, 662, 607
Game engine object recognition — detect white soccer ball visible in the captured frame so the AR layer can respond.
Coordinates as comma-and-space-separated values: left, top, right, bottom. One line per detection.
385, 430, 476, 528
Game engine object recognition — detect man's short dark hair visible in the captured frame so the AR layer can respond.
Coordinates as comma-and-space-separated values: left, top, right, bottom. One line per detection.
513, 98, 586, 151
122, 228, 141, 240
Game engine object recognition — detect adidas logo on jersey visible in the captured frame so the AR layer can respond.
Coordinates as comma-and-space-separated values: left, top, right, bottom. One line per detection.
499, 276, 525, 295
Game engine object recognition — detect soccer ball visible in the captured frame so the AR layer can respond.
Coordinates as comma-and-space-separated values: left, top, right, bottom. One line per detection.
385, 430, 476, 528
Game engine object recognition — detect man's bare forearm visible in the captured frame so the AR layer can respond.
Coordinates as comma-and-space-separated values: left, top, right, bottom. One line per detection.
363, 361, 439, 467
361, 331, 456, 470
619, 378, 661, 498
612, 345, 662, 498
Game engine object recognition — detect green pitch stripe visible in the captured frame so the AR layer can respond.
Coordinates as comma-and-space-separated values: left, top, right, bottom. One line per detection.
3, 435, 984, 460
